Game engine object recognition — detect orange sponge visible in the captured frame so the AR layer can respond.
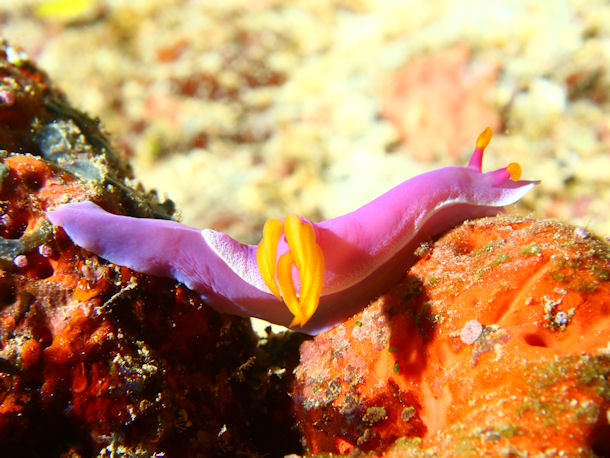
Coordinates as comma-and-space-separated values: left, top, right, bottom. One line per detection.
293, 217, 610, 456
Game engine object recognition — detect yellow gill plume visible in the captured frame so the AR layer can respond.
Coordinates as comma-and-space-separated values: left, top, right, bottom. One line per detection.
256, 215, 325, 327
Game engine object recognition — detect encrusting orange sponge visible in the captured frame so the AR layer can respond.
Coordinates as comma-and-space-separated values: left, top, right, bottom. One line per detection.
293, 216, 610, 456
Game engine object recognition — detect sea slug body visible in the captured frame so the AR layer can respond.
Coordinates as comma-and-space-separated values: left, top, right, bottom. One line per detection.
46, 128, 537, 334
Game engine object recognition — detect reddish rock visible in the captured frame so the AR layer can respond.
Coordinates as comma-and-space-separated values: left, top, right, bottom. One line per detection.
293, 217, 610, 456
0, 40, 303, 456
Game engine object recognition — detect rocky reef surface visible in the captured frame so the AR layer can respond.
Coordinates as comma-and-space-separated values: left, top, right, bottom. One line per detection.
0, 41, 304, 457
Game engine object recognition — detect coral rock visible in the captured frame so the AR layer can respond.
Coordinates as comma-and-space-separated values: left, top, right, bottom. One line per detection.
293, 217, 610, 456
0, 40, 302, 456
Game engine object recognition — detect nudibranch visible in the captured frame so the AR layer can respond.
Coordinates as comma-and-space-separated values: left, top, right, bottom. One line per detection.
46, 128, 537, 334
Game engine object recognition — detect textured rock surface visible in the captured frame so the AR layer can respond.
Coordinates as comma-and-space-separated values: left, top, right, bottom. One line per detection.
0, 40, 303, 457
294, 217, 610, 456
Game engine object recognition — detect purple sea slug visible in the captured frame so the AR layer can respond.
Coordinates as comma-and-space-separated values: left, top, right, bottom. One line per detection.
46, 128, 537, 334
